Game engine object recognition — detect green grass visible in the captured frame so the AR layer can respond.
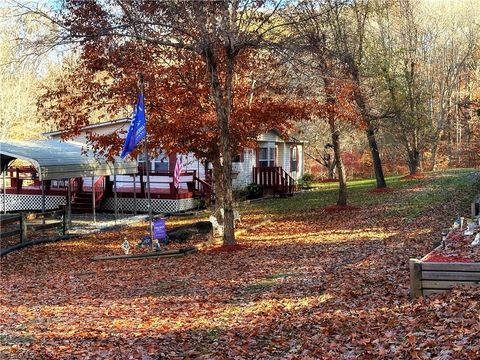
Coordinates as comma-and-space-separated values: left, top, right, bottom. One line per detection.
241, 169, 480, 220
386, 169, 480, 219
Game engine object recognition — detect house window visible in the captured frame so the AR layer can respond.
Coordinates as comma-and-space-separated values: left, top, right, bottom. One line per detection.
153, 155, 169, 172
138, 153, 147, 172
138, 153, 169, 172
233, 152, 244, 163
291, 146, 298, 172
258, 147, 275, 167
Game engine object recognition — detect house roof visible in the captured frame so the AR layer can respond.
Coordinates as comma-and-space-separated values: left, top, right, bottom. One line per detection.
262, 128, 306, 144
44, 119, 306, 144
0, 140, 137, 180
43, 118, 130, 138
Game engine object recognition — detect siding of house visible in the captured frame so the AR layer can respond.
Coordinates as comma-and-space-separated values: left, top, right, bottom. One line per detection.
46, 126, 303, 189
67, 122, 129, 144
257, 131, 282, 142
232, 149, 255, 189
47, 125, 207, 180
297, 144, 304, 181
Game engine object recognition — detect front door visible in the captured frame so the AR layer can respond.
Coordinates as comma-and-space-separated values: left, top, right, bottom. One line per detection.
258, 146, 275, 167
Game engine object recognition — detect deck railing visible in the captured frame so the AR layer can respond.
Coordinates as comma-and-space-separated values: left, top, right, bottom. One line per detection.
111, 170, 198, 196
93, 176, 106, 207
252, 166, 296, 194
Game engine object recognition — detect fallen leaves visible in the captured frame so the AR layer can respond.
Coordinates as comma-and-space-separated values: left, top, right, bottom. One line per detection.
422, 228, 480, 262
323, 205, 360, 213
1, 170, 480, 359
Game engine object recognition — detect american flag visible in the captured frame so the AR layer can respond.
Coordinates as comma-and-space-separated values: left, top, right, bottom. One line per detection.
173, 157, 182, 189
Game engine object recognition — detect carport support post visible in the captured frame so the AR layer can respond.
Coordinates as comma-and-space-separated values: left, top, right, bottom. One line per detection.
2, 170, 6, 214
133, 173, 137, 216
41, 180, 46, 224
113, 167, 118, 223
67, 179, 72, 228
92, 176, 96, 224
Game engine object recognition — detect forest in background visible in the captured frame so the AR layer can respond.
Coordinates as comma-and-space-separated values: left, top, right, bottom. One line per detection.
1, 0, 479, 181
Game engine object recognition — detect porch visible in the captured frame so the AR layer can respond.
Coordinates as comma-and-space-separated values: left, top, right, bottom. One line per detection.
0, 140, 214, 216
252, 166, 297, 196
1, 166, 212, 213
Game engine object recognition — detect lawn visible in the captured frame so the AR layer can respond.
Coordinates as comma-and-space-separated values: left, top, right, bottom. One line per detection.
1, 169, 480, 359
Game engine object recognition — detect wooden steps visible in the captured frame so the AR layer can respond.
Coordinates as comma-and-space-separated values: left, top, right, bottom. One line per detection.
71, 192, 95, 213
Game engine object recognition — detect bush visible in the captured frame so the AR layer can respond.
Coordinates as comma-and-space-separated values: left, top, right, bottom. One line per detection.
234, 188, 248, 202
246, 183, 263, 199
168, 229, 196, 243
298, 173, 315, 189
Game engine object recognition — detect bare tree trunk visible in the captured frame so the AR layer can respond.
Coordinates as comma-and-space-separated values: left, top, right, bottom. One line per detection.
204, 47, 236, 245
351, 74, 387, 189
365, 122, 387, 188
324, 78, 347, 205
430, 130, 442, 171
327, 162, 336, 180
328, 118, 347, 205
407, 149, 420, 175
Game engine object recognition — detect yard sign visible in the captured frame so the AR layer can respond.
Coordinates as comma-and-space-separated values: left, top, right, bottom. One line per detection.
153, 218, 167, 240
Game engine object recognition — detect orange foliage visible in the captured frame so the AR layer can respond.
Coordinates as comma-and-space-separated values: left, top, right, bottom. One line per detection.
40, 45, 308, 161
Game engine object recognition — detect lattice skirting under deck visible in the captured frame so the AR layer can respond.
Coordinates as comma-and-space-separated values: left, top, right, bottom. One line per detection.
0, 194, 66, 212
101, 197, 197, 214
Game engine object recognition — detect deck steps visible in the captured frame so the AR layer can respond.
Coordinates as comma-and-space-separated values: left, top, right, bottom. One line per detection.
71, 192, 96, 213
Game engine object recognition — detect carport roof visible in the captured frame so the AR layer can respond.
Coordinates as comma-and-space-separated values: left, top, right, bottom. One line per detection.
0, 140, 137, 180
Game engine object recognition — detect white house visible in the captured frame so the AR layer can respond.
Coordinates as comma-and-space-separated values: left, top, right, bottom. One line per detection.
41, 119, 304, 213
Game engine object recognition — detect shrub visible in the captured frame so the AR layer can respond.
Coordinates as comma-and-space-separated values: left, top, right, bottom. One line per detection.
246, 183, 263, 199
234, 188, 248, 202
298, 173, 315, 189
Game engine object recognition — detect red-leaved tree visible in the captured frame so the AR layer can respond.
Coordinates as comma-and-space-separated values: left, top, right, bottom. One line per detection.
36, 2, 309, 245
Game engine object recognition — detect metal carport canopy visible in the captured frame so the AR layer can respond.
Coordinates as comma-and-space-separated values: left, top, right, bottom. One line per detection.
0, 140, 138, 180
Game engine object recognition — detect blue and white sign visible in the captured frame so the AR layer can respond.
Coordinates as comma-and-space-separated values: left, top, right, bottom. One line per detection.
153, 218, 167, 240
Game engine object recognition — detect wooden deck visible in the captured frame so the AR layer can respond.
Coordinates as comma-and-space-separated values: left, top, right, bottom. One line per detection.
1, 167, 204, 200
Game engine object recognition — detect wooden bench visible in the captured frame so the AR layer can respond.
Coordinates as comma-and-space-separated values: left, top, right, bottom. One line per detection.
219, 208, 241, 227
209, 215, 223, 237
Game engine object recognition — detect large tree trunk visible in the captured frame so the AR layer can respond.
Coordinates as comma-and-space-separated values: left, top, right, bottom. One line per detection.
349, 63, 388, 189
407, 149, 420, 175
212, 157, 224, 210
365, 122, 387, 188
328, 119, 347, 205
204, 47, 236, 246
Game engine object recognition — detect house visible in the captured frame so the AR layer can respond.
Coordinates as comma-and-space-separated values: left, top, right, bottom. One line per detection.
233, 130, 305, 190
0, 119, 304, 214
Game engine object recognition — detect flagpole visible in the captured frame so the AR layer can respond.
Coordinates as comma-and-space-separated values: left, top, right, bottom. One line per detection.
139, 73, 154, 250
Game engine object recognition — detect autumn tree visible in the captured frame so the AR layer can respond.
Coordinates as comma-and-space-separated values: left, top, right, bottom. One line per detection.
0, 7, 51, 140
318, 0, 389, 188
29, 0, 307, 245
370, 0, 478, 174
289, 1, 366, 205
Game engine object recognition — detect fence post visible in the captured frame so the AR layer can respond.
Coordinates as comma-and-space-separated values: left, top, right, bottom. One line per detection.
21, 213, 27, 243
409, 259, 422, 299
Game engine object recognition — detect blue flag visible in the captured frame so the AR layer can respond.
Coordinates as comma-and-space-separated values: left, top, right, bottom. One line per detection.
120, 93, 146, 159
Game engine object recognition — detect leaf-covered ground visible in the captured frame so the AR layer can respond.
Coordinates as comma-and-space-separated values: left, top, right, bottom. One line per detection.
1, 169, 480, 359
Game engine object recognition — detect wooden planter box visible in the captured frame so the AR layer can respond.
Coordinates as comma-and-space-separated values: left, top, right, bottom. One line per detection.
410, 259, 480, 298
